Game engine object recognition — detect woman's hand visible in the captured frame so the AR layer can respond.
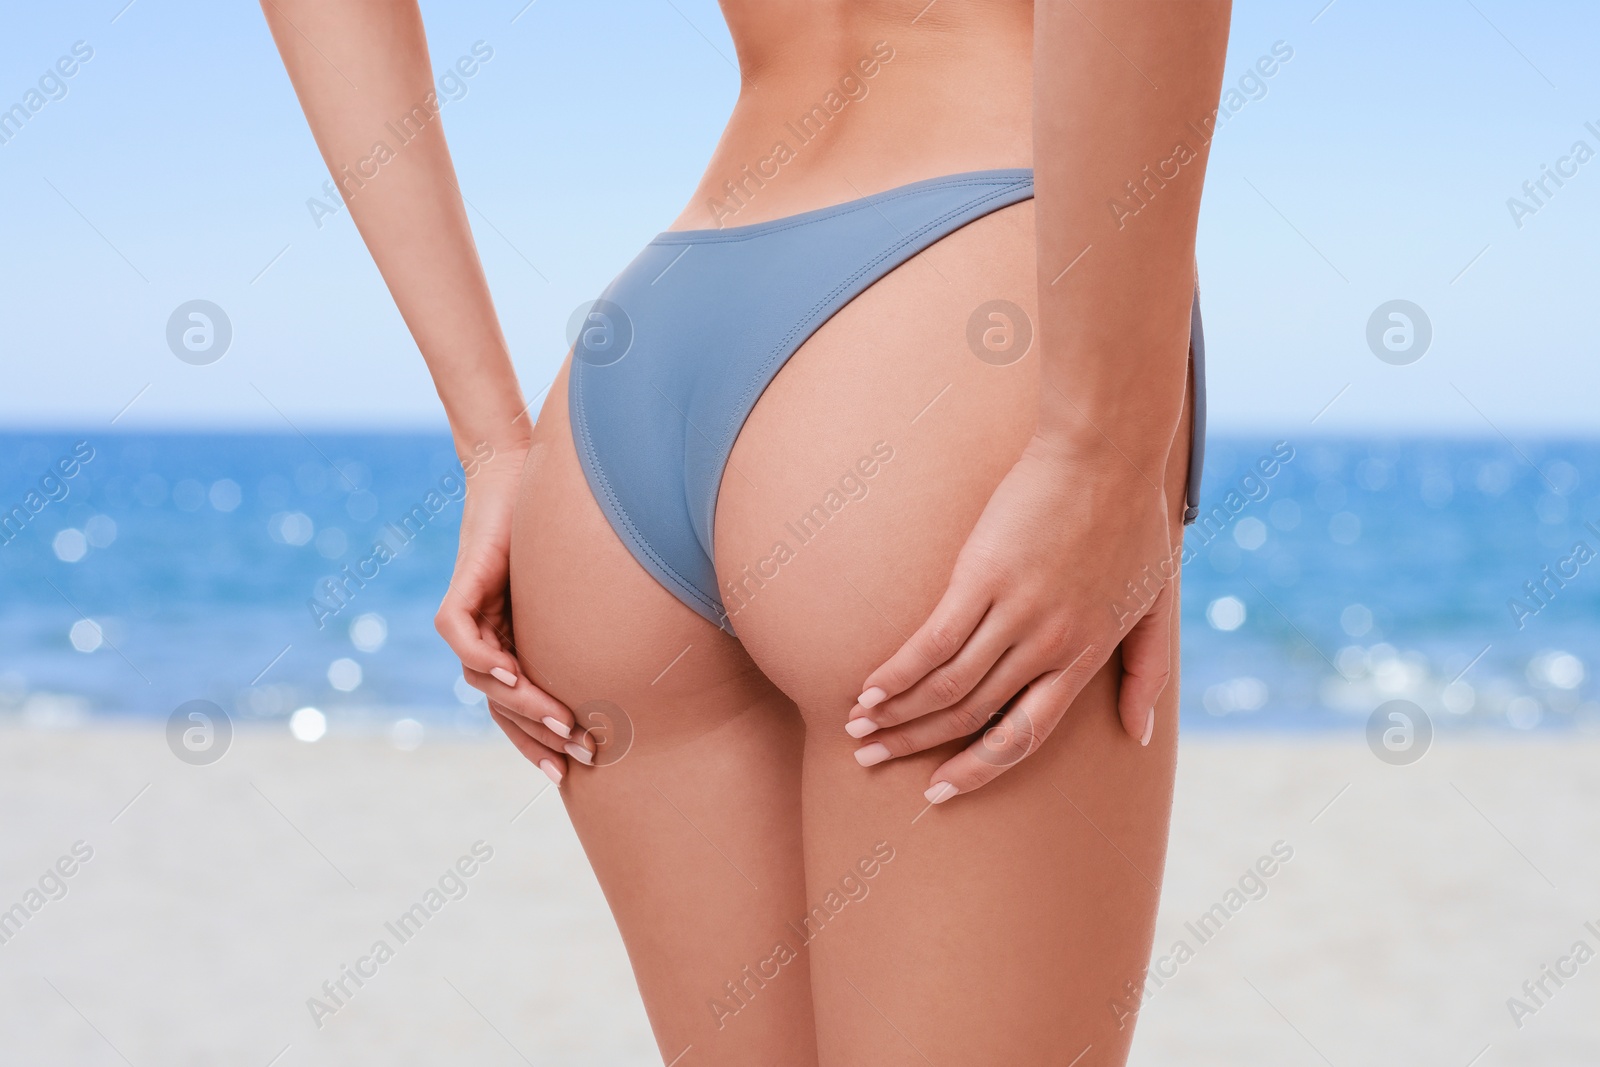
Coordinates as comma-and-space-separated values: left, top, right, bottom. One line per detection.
844, 431, 1179, 803
260, 0, 612, 784
434, 445, 583, 786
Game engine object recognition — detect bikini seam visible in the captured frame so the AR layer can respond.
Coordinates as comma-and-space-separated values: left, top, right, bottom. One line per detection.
710, 180, 1035, 534
704, 179, 1032, 549
573, 174, 1032, 627
653, 173, 1033, 246
568, 363, 729, 623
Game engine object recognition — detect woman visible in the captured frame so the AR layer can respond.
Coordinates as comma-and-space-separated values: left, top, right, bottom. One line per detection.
262, 2, 1231, 1063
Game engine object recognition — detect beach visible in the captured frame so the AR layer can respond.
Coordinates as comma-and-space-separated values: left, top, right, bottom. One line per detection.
4, 435, 1596, 1064
4, 0, 1596, 1058
2, 727, 1595, 1066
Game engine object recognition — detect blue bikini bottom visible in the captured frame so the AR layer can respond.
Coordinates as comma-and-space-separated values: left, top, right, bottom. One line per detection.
568, 168, 1206, 634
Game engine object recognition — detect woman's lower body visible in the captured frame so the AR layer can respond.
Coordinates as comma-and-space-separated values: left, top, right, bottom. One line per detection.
508, 195, 1191, 1066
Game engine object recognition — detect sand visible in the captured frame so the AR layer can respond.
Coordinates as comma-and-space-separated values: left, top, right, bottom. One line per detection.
1, 726, 1596, 1066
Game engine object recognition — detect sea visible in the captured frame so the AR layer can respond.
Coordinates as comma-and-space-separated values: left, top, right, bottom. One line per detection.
2, 432, 1596, 740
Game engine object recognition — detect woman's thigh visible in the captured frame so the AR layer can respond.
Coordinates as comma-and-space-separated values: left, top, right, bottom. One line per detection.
715, 200, 1189, 1066
507, 360, 817, 1066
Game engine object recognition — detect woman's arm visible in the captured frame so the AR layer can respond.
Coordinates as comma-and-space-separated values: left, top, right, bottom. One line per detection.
1033, 1, 1228, 466
846, 2, 1232, 799
260, 0, 524, 457
261, 0, 578, 780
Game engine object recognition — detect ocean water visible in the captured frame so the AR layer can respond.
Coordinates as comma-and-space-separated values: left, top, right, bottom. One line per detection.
2, 432, 1596, 738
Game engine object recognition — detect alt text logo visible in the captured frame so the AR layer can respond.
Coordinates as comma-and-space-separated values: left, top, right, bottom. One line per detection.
166, 700, 232, 765
1365, 299, 1431, 366
166, 300, 232, 366
1365, 699, 1432, 765
966, 299, 1032, 366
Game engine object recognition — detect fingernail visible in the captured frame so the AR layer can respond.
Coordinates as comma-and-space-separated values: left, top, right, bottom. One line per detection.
924, 781, 958, 804
491, 667, 518, 687
1141, 706, 1155, 747
857, 686, 887, 709
563, 742, 594, 766
845, 717, 879, 738
538, 759, 563, 786
854, 742, 891, 768
542, 716, 572, 739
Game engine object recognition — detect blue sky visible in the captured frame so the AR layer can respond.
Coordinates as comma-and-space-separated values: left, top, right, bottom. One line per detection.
1, 0, 1596, 435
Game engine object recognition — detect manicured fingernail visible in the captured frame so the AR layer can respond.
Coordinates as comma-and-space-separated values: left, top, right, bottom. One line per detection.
563, 742, 594, 766
1141, 706, 1155, 747
538, 759, 563, 786
857, 686, 887, 709
845, 717, 879, 738
924, 782, 958, 804
491, 667, 518, 687
854, 742, 891, 768
542, 716, 572, 739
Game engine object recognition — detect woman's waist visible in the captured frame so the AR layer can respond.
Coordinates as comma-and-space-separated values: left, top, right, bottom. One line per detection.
671, 34, 1031, 231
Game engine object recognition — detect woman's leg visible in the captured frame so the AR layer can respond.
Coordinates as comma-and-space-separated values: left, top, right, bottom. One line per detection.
508, 361, 818, 1066
715, 201, 1192, 1066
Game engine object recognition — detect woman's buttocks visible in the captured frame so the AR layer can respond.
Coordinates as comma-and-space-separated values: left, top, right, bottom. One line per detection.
669, 0, 1034, 233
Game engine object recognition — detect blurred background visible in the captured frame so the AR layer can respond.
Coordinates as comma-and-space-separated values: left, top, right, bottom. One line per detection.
2, 1, 1597, 1065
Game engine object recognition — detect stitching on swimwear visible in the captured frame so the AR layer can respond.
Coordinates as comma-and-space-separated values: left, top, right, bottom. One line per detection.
569, 361, 728, 620
570, 366, 727, 618
730, 179, 1033, 436
573, 171, 1031, 628
702, 178, 1035, 541
652, 173, 1033, 246
704, 175, 1036, 550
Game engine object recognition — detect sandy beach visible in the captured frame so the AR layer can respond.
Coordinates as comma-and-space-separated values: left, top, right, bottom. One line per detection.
2, 726, 1596, 1066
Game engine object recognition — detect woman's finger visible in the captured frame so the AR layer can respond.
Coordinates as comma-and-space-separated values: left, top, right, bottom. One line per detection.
847, 610, 1015, 736
854, 574, 992, 711
561, 724, 600, 768
435, 594, 521, 686
489, 706, 566, 786
478, 677, 597, 769
1115, 585, 1173, 745
850, 646, 1039, 763
480, 674, 595, 769
851, 614, 1011, 739
465, 666, 574, 748
919, 670, 1074, 802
